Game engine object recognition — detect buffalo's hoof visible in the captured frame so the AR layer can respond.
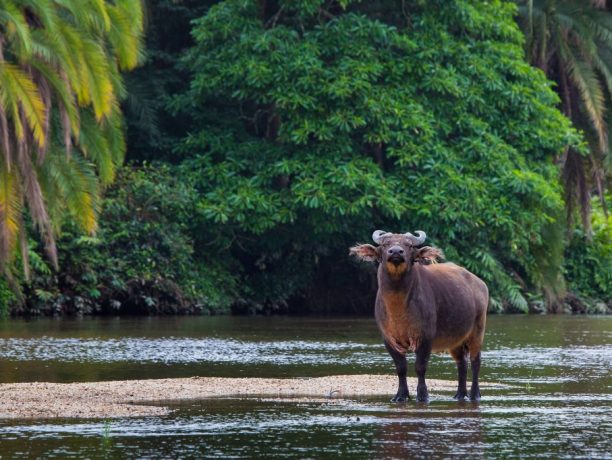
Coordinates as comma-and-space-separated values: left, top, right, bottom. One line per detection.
453, 391, 468, 401
416, 385, 429, 403
391, 393, 409, 403
470, 389, 481, 401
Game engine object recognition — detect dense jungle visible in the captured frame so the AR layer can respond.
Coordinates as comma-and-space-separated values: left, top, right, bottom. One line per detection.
0, 0, 610, 316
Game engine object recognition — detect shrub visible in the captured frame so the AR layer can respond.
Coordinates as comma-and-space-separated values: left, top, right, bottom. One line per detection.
17, 164, 236, 315
565, 197, 612, 313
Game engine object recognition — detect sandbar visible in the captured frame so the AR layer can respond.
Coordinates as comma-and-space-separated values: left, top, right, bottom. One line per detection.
0, 375, 501, 419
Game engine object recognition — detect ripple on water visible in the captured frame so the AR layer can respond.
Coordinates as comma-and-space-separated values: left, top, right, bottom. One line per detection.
484, 345, 612, 368
0, 396, 609, 459
482, 345, 612, 382
1, 337, 610, 378
0, 337, 386, 365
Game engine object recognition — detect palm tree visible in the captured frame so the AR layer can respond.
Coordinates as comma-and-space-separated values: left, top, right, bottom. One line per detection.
0, 0, 144, 277
515, 0, 611, 234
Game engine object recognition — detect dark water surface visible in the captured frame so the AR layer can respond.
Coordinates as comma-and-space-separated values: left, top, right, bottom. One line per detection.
0, 315, 610, 458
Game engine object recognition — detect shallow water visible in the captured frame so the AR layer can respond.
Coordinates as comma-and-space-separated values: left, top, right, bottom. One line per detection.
0, 315, 610, 458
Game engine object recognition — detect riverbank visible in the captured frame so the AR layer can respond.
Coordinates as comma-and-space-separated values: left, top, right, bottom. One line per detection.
0, 375, 504, 419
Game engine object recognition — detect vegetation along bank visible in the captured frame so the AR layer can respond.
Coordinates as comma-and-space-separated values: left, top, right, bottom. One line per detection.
0, 1, 610, 316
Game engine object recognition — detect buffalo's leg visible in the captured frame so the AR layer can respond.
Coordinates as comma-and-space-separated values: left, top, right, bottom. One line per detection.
384, 341, 409, 402
415, 341, 432, 402
450, 345, 468, 400
467, 327, 484, 401
469, 351, 481, 401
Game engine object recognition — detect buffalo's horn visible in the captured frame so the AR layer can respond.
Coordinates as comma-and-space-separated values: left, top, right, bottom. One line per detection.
404, 230, 426, 245
372, 230, 388, 244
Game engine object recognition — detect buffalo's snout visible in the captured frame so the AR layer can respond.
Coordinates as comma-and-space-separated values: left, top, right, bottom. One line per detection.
387, 246, 405, 264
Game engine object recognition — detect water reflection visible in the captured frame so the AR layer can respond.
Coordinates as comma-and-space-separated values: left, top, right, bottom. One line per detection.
374, 403, 484, 459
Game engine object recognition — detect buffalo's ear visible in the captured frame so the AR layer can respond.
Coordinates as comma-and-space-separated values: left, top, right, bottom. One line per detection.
414, 246, 444, 264
349, 244, 380, 263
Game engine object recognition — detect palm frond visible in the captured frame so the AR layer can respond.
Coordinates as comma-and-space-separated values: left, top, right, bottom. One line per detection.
0, 2, 33, 59
0, 62, 47, 147
0, 0, 141, 275
107, 0, 145, 70
514, 0, 609, 231
0, 163, 22, 267
558, 37, 607, 152
15, 142, 57, 268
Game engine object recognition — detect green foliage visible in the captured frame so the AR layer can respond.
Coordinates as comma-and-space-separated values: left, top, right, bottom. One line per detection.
0, 0, 144, 273
170, 0, 581, 312
565, 196, 612, 312
17, 165, 235, 315
514, 0, 611, 232
124, 0, 215, 162
0, 277, 14, 318
5, 0, 608, 316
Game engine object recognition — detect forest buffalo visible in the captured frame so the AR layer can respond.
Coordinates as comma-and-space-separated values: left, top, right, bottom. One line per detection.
350, 230, 488, 402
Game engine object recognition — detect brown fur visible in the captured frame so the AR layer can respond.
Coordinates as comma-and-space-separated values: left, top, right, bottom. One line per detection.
351, 232, 488, 402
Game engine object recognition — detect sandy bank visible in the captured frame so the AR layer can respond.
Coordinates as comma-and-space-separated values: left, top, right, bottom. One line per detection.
0, 375, 501, 419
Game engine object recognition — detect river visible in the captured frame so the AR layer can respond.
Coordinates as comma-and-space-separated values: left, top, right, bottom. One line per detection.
0, 315, 610, 458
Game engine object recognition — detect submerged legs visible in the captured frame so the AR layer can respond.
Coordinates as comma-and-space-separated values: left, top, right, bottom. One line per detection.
469, 351, 481, 401
384, 341, 409, 402
414, 341, 432, 403
386, 338, 482, 403
450, 345, 469, 400
384, 339, 433, 403
451, 342, 482, 401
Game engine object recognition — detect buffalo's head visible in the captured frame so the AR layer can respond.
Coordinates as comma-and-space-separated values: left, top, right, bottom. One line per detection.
350, 230, 443, 277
